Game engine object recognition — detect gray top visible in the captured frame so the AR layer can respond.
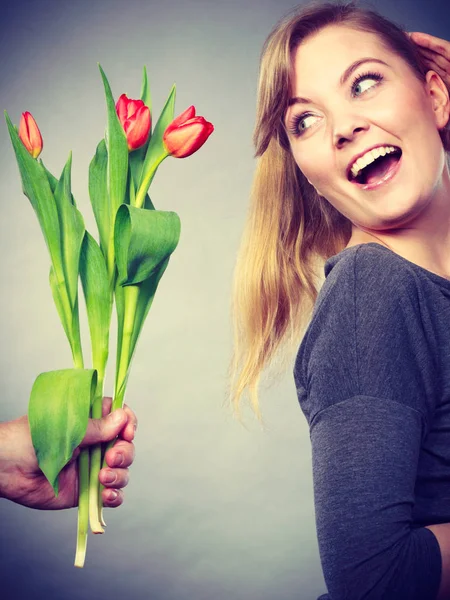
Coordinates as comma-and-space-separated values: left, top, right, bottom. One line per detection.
293, 242, 450, 600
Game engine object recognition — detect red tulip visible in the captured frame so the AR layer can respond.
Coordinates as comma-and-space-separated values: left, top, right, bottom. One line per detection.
18, 111, 43, 158
115, 94, 151, 151
163, 106, 214, 158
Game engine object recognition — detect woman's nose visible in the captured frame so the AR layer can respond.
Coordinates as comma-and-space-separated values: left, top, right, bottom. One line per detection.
333, 117, 370, 148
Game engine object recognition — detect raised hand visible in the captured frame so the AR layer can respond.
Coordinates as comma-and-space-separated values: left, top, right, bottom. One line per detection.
409, 32, 450, 89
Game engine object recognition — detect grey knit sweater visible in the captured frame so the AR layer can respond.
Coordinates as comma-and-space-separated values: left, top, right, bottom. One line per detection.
293, 242, 450, 600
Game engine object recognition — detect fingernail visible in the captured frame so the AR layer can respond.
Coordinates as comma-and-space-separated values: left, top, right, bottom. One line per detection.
103, 470, 117, 484
109, 490, 118, 502
115, 452, 124, 467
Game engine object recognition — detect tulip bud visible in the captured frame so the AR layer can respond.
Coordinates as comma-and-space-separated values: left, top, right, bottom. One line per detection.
18, 112, 43, 158
162, 106, 214, 158
116, 94, 151, 151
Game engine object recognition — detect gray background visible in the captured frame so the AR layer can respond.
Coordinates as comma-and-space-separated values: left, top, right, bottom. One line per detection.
0, 0, 449, 599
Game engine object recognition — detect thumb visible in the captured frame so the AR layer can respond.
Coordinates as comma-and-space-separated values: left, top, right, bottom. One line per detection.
79, 409, 127, 447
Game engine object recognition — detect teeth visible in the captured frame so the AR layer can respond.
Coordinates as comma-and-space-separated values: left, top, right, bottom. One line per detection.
350, 146, 398, 179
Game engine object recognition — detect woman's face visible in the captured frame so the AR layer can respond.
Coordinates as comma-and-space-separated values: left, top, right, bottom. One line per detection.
285, 25, 449, 232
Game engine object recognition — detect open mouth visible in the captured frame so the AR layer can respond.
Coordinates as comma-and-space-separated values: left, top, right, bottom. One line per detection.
349, 147, 402, 186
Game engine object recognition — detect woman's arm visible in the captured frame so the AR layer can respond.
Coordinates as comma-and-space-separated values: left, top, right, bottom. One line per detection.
295, 246, 445, 599
425, 524, 450, 600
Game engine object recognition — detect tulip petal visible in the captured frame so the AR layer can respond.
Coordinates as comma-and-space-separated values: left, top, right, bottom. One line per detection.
167, 105, 196, 131
163, 115, 214, 158
126, 106, 150, 150
116, 94, 128, 125
135, 84, 176, 205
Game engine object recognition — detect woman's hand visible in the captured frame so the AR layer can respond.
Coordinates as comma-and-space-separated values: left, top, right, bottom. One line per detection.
409, 32, 450, 88
0, 397, 137, 510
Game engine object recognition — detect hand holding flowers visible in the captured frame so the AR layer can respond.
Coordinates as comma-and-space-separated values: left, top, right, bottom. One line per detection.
0, 398, 136, 510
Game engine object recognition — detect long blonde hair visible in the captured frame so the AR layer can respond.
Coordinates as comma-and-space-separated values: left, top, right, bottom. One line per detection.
227, 1, 450, 423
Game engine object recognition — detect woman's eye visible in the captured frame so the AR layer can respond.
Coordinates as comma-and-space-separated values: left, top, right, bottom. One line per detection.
352, 72, 383, 97
290, 113, 319, 136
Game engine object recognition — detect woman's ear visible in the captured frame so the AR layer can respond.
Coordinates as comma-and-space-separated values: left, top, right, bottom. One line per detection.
426, 70, 450, 130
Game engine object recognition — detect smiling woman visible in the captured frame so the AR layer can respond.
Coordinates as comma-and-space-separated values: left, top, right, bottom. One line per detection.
227, 2, 450, 599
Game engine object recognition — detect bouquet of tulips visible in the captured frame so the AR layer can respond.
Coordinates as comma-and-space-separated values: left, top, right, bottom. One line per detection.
4, 65, 213, 567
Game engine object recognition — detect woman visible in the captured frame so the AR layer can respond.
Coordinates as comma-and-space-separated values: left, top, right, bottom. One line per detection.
228, 2, 450, 599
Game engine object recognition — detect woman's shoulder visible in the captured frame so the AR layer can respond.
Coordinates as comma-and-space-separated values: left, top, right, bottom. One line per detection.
295, 242, 440, 422
314, 242, 419, 318
324, 242, 418, 288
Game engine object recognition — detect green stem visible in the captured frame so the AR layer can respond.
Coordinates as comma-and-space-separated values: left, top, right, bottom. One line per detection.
74, 447, 89, 567
100, 284, 139, 482
88, 371, 105, 534
72, 348, 89, 568
134, 152, 167, 209
114, 284, 139, 410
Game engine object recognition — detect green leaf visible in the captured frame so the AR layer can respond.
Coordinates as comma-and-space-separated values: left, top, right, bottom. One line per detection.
49, 265, 83, 364
88, 139, 110, 259
114, 204, 180, 286
41, 161, 77, 207
140, 66, 152, 116
4, 111, 64, 282
79, 232, 112, 372
128, 66, 153, 189
98, 64, 129, 226
53, 153, 86, 313
144, 194, 155, 210
129, 257, 169, 363
49, 265, 71, 343
136, 84, 176, 203
28, 368, 97, 495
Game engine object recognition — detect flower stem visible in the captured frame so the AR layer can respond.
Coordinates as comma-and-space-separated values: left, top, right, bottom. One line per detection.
88, 372, 105, 534
71, 348, 89, 568
74, 447, 89, 568
134, 152, 167, 209
100, 284, 139, 488
114, 284, 139, 408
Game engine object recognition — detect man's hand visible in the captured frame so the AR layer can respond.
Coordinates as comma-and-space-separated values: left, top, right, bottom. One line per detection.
0, 397, 137, 510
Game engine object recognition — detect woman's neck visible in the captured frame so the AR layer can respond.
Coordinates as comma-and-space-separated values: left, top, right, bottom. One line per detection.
346, 159, 450, 279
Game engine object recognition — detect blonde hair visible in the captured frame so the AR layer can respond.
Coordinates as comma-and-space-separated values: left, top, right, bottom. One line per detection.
227, 1, 450, 423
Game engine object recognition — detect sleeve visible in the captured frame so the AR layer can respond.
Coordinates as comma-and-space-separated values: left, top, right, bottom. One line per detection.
294, 247, 442, 600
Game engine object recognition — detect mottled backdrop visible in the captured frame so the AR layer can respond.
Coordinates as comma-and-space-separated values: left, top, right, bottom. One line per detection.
1, 0, 449, 599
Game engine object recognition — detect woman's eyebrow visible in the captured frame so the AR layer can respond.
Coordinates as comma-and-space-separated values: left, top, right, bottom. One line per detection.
288, 57, 390, 107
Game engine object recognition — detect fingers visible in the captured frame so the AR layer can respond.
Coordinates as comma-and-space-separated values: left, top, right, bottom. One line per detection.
417, 45, 450, 67
79, 407, 128, 447
104, 439, 135, 469
409, 32, 450, 61
121, 403, 138, 442
101, 487, 123, 508
101, 398, 137, 442
99, 466, 129, 489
